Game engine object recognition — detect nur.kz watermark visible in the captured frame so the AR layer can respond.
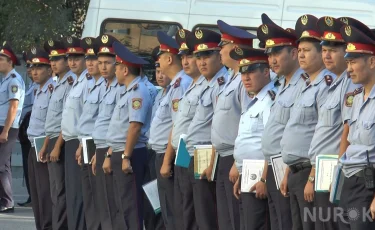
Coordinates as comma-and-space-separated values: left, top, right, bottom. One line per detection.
304, 207, 374, 223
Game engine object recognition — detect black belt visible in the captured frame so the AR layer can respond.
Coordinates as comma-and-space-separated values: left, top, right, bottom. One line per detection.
289, 161, 312, 174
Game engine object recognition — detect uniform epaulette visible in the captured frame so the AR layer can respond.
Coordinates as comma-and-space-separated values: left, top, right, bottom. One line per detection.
132, 83, 139, 91
217, 76, 225, 86
344, 87, 363, 107
353, 87, 363, 95
34, 88, 37, 96
86, 73, 92, 80
67, 76, 74, 85
267, 90, 276, 101
11, 73, 16, 78
274, 79, 281, 87
301, 73, 310, 86
48, 84, 54, 93
174, 77, 181, 88
324, 75, 333, 86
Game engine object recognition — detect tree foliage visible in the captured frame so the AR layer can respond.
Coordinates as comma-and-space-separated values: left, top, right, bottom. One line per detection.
0, 0, 89, 53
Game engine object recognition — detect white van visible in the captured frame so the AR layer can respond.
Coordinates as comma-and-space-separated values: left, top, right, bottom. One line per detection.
82, 0, 375, 80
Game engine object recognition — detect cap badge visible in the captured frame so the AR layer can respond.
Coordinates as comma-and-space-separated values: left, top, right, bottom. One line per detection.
0, 49, 3, 53
340, 17, 349, 25
101, 35, 109, 44
266, 39, 275, 46
197, 44, 208, 51
195, 30, 203, 39
347, 43, 356, 51
325, 33, 336, 40
51, 50, 58, 55
179, 29, 185, 38
101, 47, 110, 52
69, 48, 76, 52
67, 36, 73, 44
180, 43, 188, 50
325, 17, 334, 27
87, 48, 94, 54
235, 47, 243, 56
86, 37, 92, 45
301, 15, 308, 25
345, 26, 351, 36
301, 31, 310, 37
48, 40, 54, 47
31, 47, 37, 54
2, 41, 6, 46
261, 24, 268, 34
286, 28, 292, 33
32, 58, 40, 63
240, 59, 250, 65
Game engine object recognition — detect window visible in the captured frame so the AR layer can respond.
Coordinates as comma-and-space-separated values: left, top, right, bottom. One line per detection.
192, 24, 261, 48
101, 19, 182, 83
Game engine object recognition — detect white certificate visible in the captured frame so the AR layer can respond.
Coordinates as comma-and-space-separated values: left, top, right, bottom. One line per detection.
315, 155, 338, 192
241, 159, 264, 193
143, 179, 161, 214
270, 154, 288, 190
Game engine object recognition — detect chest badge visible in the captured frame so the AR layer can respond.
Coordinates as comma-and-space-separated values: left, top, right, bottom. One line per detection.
132, 98, 143, 110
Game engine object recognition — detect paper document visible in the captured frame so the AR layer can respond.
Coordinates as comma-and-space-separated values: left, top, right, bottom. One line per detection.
175, 134, 191, 168
270, 154, 287, 190
193, 145, 218, 181
315, 155, 338, 192
241, 160, 264, 193
329, 165, 344, 204
33, 136, 46, 163
82, 137, 96, 164
143, 179, 161, 214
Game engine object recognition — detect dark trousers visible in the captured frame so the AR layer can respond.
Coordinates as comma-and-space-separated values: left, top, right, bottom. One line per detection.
20, 139, 31, 201
240, 192, 270, 230
0, 127, 18, 208
174, 165, 197, 230
96, 147, 119, 230
65, 139, 86, 230
216, 155, 240, 230
315, 192, 339, 230
144, 149, 165, 230
111, 148, 147, 230
266, 165, 292, 230
338, 175, 375, 230
189, 157, 218, 230
81, 144, 101, 230
155, 152, 176, 230
288, 167, 315, 230
47, 137, 67, 230
28, 147, 52, 230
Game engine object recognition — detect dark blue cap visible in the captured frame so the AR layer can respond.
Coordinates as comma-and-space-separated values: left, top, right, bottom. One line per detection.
340, 25, 375, 58
338, 17, 375, 41
157, 31, 179, 55
175, 29, 194, 55
261, 13, 278, 26
257, 24, 297, 54
229, 47, 269, 73
217, 20, 256, 47
93, 34, 118, 56
28, 47, 50, 66
113, 41, 149, 67
0, 41, 20, 65
295, 14, 321, 41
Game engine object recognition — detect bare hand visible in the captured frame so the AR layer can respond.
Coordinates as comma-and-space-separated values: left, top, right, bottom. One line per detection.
49, 147, 61, 163
77, 155, 82, 166
370, 197, 375, 219
233, 177, 241, 200
250, 181, 267, 199
0, 131, 8, 143
200, 165, 213, 181
75, 147, 82, 161
160, 162, 172, 178
103, 158, 112, 174
280, 174, 289, 197
304, 181, 315, 203
122, 159, 133, 174
229, 164, 239, 184
39, 146, 48, 163
91, 153, 97, 176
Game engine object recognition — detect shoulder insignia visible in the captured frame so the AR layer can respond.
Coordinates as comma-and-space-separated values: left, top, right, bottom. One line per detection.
132, 83, 139, 91
353, 87, 363, 95
67, 76, 74, 85
324, 75, 333, 86
300, 73, 310, 86
11, 73, 16, 78
267, 90, 276, 101
132, 98, 143, 110
86, 74, 92, 80
34, 88, 37, 96
172, 99, 179, 112
48, 84, 54, 93
217, 76, 225, 86
274, 79, 281, 87
174, 77, 181, 88
247, 92, 255, 99
11, 85, 18, 93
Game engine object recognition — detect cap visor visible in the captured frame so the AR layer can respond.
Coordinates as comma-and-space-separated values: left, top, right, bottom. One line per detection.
320, 40, 345, 47
240, 64, 262, 73
265, 46, 285, 54
344, 52, 367, 59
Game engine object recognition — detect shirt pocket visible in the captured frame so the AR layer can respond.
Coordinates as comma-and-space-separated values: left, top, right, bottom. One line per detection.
300, 99, 316, 124
360, 120, 375, 145
248, 113, 261, 132
221, 89, 235, 110
36, 103, 49, 120
86, 94, 99, 115
320, 101, 340, 127
156, 99, 170, 120
51, 97, 64, 113
274, 100, 294, 124
117, 100, 128, 120
67, 89, 83, 110
181, 95, 199, 118
103, 95, 116, 118
196, 97, 212, 121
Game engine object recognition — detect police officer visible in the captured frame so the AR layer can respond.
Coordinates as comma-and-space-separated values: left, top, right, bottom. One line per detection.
104, 41, 151, 230
257, 22, 302, 230
149, 31, 192, 230
61, 36, 93, 230
141, 69, 158, 103
231, 46, 276, 230
144, 46, 167, 230
209, 20, 255, 230
183, 29, 227, 230
76, 36, 108, 230
92, 36, 120, 230
338, 25, 375, 230
17, 50, 35, 207
26, 46, 53, 229
44, 38, 75, 230
280, 15, 334, 230
0, 41, 25, 212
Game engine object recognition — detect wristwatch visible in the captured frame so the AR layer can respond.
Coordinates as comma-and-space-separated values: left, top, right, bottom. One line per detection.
260, 178, 266, 183
122, 153, 131, 160
308, 176, 315, 183
105, 152, 112, 158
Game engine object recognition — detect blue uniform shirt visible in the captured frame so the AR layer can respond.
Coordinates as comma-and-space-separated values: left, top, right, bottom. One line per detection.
0, 69, 25, 128
27, 77, 55, 145
21, 81, 37, 122
106, 76, 152, 152
142, 76, 158, 103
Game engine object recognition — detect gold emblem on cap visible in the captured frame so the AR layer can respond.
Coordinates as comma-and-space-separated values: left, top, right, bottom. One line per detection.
261, 25, 268, 34
87, 48, 94, 54
301, 15, 308, 25
286, 28, 292, 33
86, 37, 92, 45
48, 40, 54, 47
0, 49, 4, 54
2, 41, 6, 46
195, 30, 203, 39
69, 48, 76, 52
266, 39, 275, 46
101, 47, 110, 52
32, 58, 40, 63
31, 47, 37, 54
197, 44, 208, 51
240, 59, 250, 65
180, 43, 188, 50
67, 37, 73, 44
325, 17, 334, 27
102, 35, 109, 44
51, 50, 58, 55
235, 47, 243, 55
324, 33, 336, 40
347, 43, 356, 51
179, 29, 185, 38
345, 26, 351, 36
340, 17, 349, 25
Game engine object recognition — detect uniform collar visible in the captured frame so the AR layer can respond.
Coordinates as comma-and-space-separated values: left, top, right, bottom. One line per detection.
329, 70, 346, 89
38, 77, 54, 94
208, 67, 227, 88
289, 68, 304, 86
195, 75, 206, 85
255, 81, 275, 101
2, 69, 16, 82
58, 70, 73, 84
169, 70, 185, 86
77, 69, 88, 83
109, 77, 118, 87
310, 69, 330, 86
126, 76, 142, 92
95, 77, 105, 86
